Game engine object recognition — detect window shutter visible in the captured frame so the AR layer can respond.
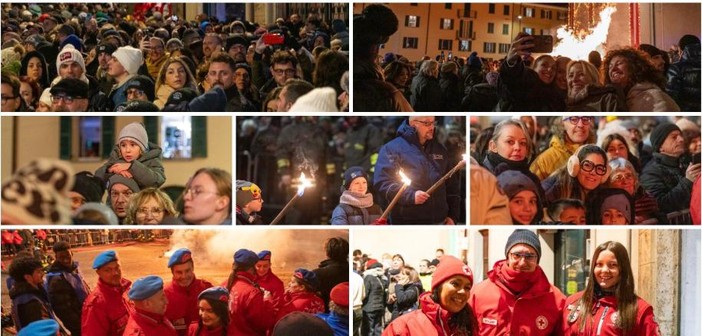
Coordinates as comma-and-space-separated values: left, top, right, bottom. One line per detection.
192, 116, 207, 158
59, 117, 72, 160
101, 116, 115, 158
144, 116, 159, 147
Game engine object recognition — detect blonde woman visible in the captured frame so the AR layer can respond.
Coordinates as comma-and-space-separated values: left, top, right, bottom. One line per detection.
124, 187, 178, 224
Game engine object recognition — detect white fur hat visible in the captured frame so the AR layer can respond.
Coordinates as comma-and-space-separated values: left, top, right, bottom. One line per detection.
288, 87, 339, 112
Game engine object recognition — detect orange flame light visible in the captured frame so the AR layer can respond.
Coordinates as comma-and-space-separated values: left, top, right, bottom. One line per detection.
552, 6, 617, 60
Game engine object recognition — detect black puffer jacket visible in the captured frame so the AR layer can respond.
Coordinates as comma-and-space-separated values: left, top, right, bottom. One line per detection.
667, 43, 701, 112
410, 73, 442, 112
640, 153, 694, 214
497, 57, 566, 112
439, 72, 463, 112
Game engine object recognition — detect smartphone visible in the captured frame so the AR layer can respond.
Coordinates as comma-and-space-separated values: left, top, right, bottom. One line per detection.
171, 15, 178, 22
527, 35, 554, 53
263, 33, 285, 45
693, 152, 701, 164
448, 51, 453, 61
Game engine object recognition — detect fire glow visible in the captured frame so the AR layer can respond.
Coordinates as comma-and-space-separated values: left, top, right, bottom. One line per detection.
551, 6, 617, 60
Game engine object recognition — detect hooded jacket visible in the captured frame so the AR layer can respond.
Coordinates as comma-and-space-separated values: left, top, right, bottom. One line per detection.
469, 260, 566, 336
373, 121, 460, 224
227, 271, 275, 336
95, 141, 165, 189
383, 292, 478, 336
666, 43, 700, 112
562, 291, 660, 335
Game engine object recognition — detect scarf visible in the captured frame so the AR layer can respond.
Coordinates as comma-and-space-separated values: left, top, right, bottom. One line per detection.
498, 262, 538, 295
339, 190, 374, 208
486, 151, 530, 173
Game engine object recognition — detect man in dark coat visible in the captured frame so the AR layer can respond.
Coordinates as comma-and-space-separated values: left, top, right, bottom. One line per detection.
667, 35, 701, 112
46, 241, 91, 336
9, 255, 64, 333
313, 237, 349, 311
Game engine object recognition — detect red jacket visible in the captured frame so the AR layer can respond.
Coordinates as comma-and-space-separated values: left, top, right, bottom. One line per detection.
561, 291, 660, 335
227, 271, 275, 336
383, 292, 478, 336
469, 260, 566, 336
81, 278, 133, 336
275, 291, 325, 322
187, 322, 225, 336
256, 271, 285, 308
123, 307, 177, 336
164, 277, 214, 335
692, 176, 700, 225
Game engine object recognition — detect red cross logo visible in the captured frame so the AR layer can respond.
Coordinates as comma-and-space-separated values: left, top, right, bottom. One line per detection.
536, 316, 548, 330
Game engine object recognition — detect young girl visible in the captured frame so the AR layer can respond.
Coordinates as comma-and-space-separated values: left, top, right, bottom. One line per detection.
275, 268, 325, 322
95, 122, 165, 189
496, 170, 544, 224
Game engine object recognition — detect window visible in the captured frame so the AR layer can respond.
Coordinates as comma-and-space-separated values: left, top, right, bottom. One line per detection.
503, 5, 510, 16
558, 11, 567, 20
61, 116, 115, 160
525, 7, 534, 18
405, 15, 420, 28
459, 40, 472, 51
502, 24, 509, 35
541, 10, 552, 19
445, 3, 452, 9
439, 39, 453, 51
403, 37, 419, 49
524, 27, 534, 35
441, 18, 454, 30
488, 3, 495, 14
161, 115, 193, 159
498, 43, 510, 54
78, 117, 102, 159
483, 42, 496, 53
487, 22, 494, 34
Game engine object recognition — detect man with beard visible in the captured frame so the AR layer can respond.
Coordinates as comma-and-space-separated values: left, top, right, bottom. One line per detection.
46, 241, 91, 336
107, 175, 140, 224
81, 250, 133, 336
206, 53, 243, 111
145, 37, 168, 79
164, 248, 213, 336
9, 255, 65, 333
226, 34, 249, 63
50, 78, 90, 112
202, 33, 224, 61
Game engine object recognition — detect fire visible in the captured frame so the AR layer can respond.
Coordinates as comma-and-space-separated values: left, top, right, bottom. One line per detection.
399, 170, 411, 185
551, 6, 617, 60
296, 173, 312, 196
461, 154, 468, 162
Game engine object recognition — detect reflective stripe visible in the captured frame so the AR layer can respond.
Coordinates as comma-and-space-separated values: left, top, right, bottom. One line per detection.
354, 143, 365, 150
326, 163, 336, 175
277, 159, 290, 168
370, 153, 379, 165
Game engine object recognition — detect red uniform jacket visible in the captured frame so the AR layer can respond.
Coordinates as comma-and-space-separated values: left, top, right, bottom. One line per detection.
227, 271, 275, 336
81, 278, 132, 336
275, 291, 325, 322
123, 307, 177, 336
469, 260, 566, 336
164, 277, 214, 335
562, 291, 660, 335
256, 271, 285, 308
383, 292, 478, 336
187, 322, 225, 336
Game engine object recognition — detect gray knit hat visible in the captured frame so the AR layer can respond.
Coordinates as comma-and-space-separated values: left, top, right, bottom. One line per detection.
505, 229, 541, 262
118, 122, 148, 152
600, 193, 632, 224
107, 174, 140, 194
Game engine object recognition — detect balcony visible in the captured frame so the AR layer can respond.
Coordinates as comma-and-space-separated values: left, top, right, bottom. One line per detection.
457, 9, 477, 19
456, 30, 476, 40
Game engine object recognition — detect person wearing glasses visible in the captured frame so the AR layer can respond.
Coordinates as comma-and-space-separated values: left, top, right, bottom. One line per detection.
2, 72, 32, 112
605, 158, 667, 224
255, 49, 300, 99
49, 77, 90, 112
373, 116, 461, 224
469, 229, 566, 336
530, 116, 596, 181
124, 188, 179, 224
561, 241, 660, 335
182, 168, 232, 225
235, 180, 264, 224
542, 144, 609, 205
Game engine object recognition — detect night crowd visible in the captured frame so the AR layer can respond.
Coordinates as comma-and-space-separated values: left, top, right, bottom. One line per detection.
235, 116, 466, 225
354, 4, 700, 112
1, 3, 350, 112
4, 233, 350, 336
471, 116, 700, 224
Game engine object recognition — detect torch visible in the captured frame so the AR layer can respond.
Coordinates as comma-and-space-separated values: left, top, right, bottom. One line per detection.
270, 173, 312, 225
425, 154, 467, 195
378, 170, 412, 221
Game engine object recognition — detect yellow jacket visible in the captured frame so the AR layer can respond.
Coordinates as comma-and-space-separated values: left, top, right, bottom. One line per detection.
530, 136, 581, 180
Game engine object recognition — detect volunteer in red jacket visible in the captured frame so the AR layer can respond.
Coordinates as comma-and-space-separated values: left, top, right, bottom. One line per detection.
123, 275, 177, 336
165, 248, 214, 335
225, 249, 275, 336
382, 255, 479, 336
81, 250, 133, 336
469, 229, 566, 336
562, 241, 660, 335
275, 268, 326, 321
255, 250, 284, 308
187, 287, 230, 336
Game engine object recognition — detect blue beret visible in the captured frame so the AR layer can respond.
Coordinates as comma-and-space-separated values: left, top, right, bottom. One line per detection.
168, 248, 193, 268
18, 319, 59, 336
93, 250, 118, 269
198, 286, 229, 303
257, 250, 271, 261
128, 275, 164, 300
233, 249, 258, 267
293, 268, 320, 289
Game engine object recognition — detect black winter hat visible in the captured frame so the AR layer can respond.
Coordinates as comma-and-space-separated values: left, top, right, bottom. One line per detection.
505, 229, 541, 262
272, 312, 333, 336
50, 78, 89, 99
125, 75, 155, 101
72, 171, 105, 203
649, 122, 681, 153
120, 100, 160, 112
343, 166, 367, 190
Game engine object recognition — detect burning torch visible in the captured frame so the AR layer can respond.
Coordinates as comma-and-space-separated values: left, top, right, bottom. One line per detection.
378, 170, 411, 222
270, 173, 312, 225
425, 154, 467, 195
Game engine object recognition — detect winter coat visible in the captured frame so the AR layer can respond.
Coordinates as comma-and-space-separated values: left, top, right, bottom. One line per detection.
345, 121, 384, 173
275, 291, 325, 322
256, 270, 285, 309
530, 136, 582, 180
383, 292, 478, 336
187, 323, 225, 336
46, 260, 91, 336
632, 186, 668, 224
95, 141, 165, 189
626, 81, 680, 112
235, 206, 264, 225
410, 73, 442, 112
562, 291, 660, 335
123, 307, 177, 336
692, 176, 700, 225
154, 84, 175, 109
566, 85, 626, 112
316, 311, 349, 336
470, 164, 512, 224
81, 277, 133, 336
355, 62, 414, 112
108, 74, 136, 108
640, 153, 694, 214
497, 57, 566, 112
666, 43, 701, 112
330, 191, 383, 225
389, 281, 423, 322
275, 120, 327, 176
373, 121, 461, 224
439, 72, 463, 112
227, 271, 275, 336
223, 86, 244, 112
362, 267, 388, 313
164, 277, 214, 336
314, 258, 350, 311
9, 281, 54, 331
462, 83, 498, 112
469, 260, 566, 336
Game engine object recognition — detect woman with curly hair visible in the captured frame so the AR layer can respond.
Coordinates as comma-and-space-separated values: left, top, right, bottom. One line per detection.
383, 60, 412, 102
602, 48, 679, 112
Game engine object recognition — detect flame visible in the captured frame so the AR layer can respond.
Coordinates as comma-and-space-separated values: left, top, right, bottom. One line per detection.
462, 154, 468, 162
296, 173, 312, 196
399, 170, 411, 185
551, 6, 617, 60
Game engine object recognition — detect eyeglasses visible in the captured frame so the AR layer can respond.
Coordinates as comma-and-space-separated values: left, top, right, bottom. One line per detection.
1, 95, 17, 102
564, 116, 593, 125
185, 187, 218, 199
580, 160, 607, 176
413, 120, 437, 127
610, 172, 635, 183
126, 89, 145, 97
52, 95, 76, 104
240, 184, 261, 199
137, 207, 165, 216
509, 252, 537, 262
272, 68, 296, 76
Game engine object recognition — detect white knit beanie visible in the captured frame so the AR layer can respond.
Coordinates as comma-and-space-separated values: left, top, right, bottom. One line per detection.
288, 87, 339, 112
112, 46, 143, 75
55, 44, 86, 75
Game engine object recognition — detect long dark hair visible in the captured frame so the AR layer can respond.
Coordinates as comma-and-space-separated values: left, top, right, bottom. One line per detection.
195, 297, 228, 336
430, 286, 478, 336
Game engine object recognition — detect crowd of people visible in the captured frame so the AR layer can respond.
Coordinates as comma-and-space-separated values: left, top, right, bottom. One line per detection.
470, 116, 701, 224
354, 4, 700, 112
354, 230, 661, 336
235, 116, 466, 224
5, 235, 350, 336
1, 122, 232, 224
1, 3, 349, 112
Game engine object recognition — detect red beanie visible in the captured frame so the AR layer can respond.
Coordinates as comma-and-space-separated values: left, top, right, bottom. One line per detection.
431, 255, 473, 291
330, 282, 349, 307
365, 259, 382, 270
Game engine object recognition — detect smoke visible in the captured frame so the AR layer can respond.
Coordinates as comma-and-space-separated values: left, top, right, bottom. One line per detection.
294, 149, 319, 181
